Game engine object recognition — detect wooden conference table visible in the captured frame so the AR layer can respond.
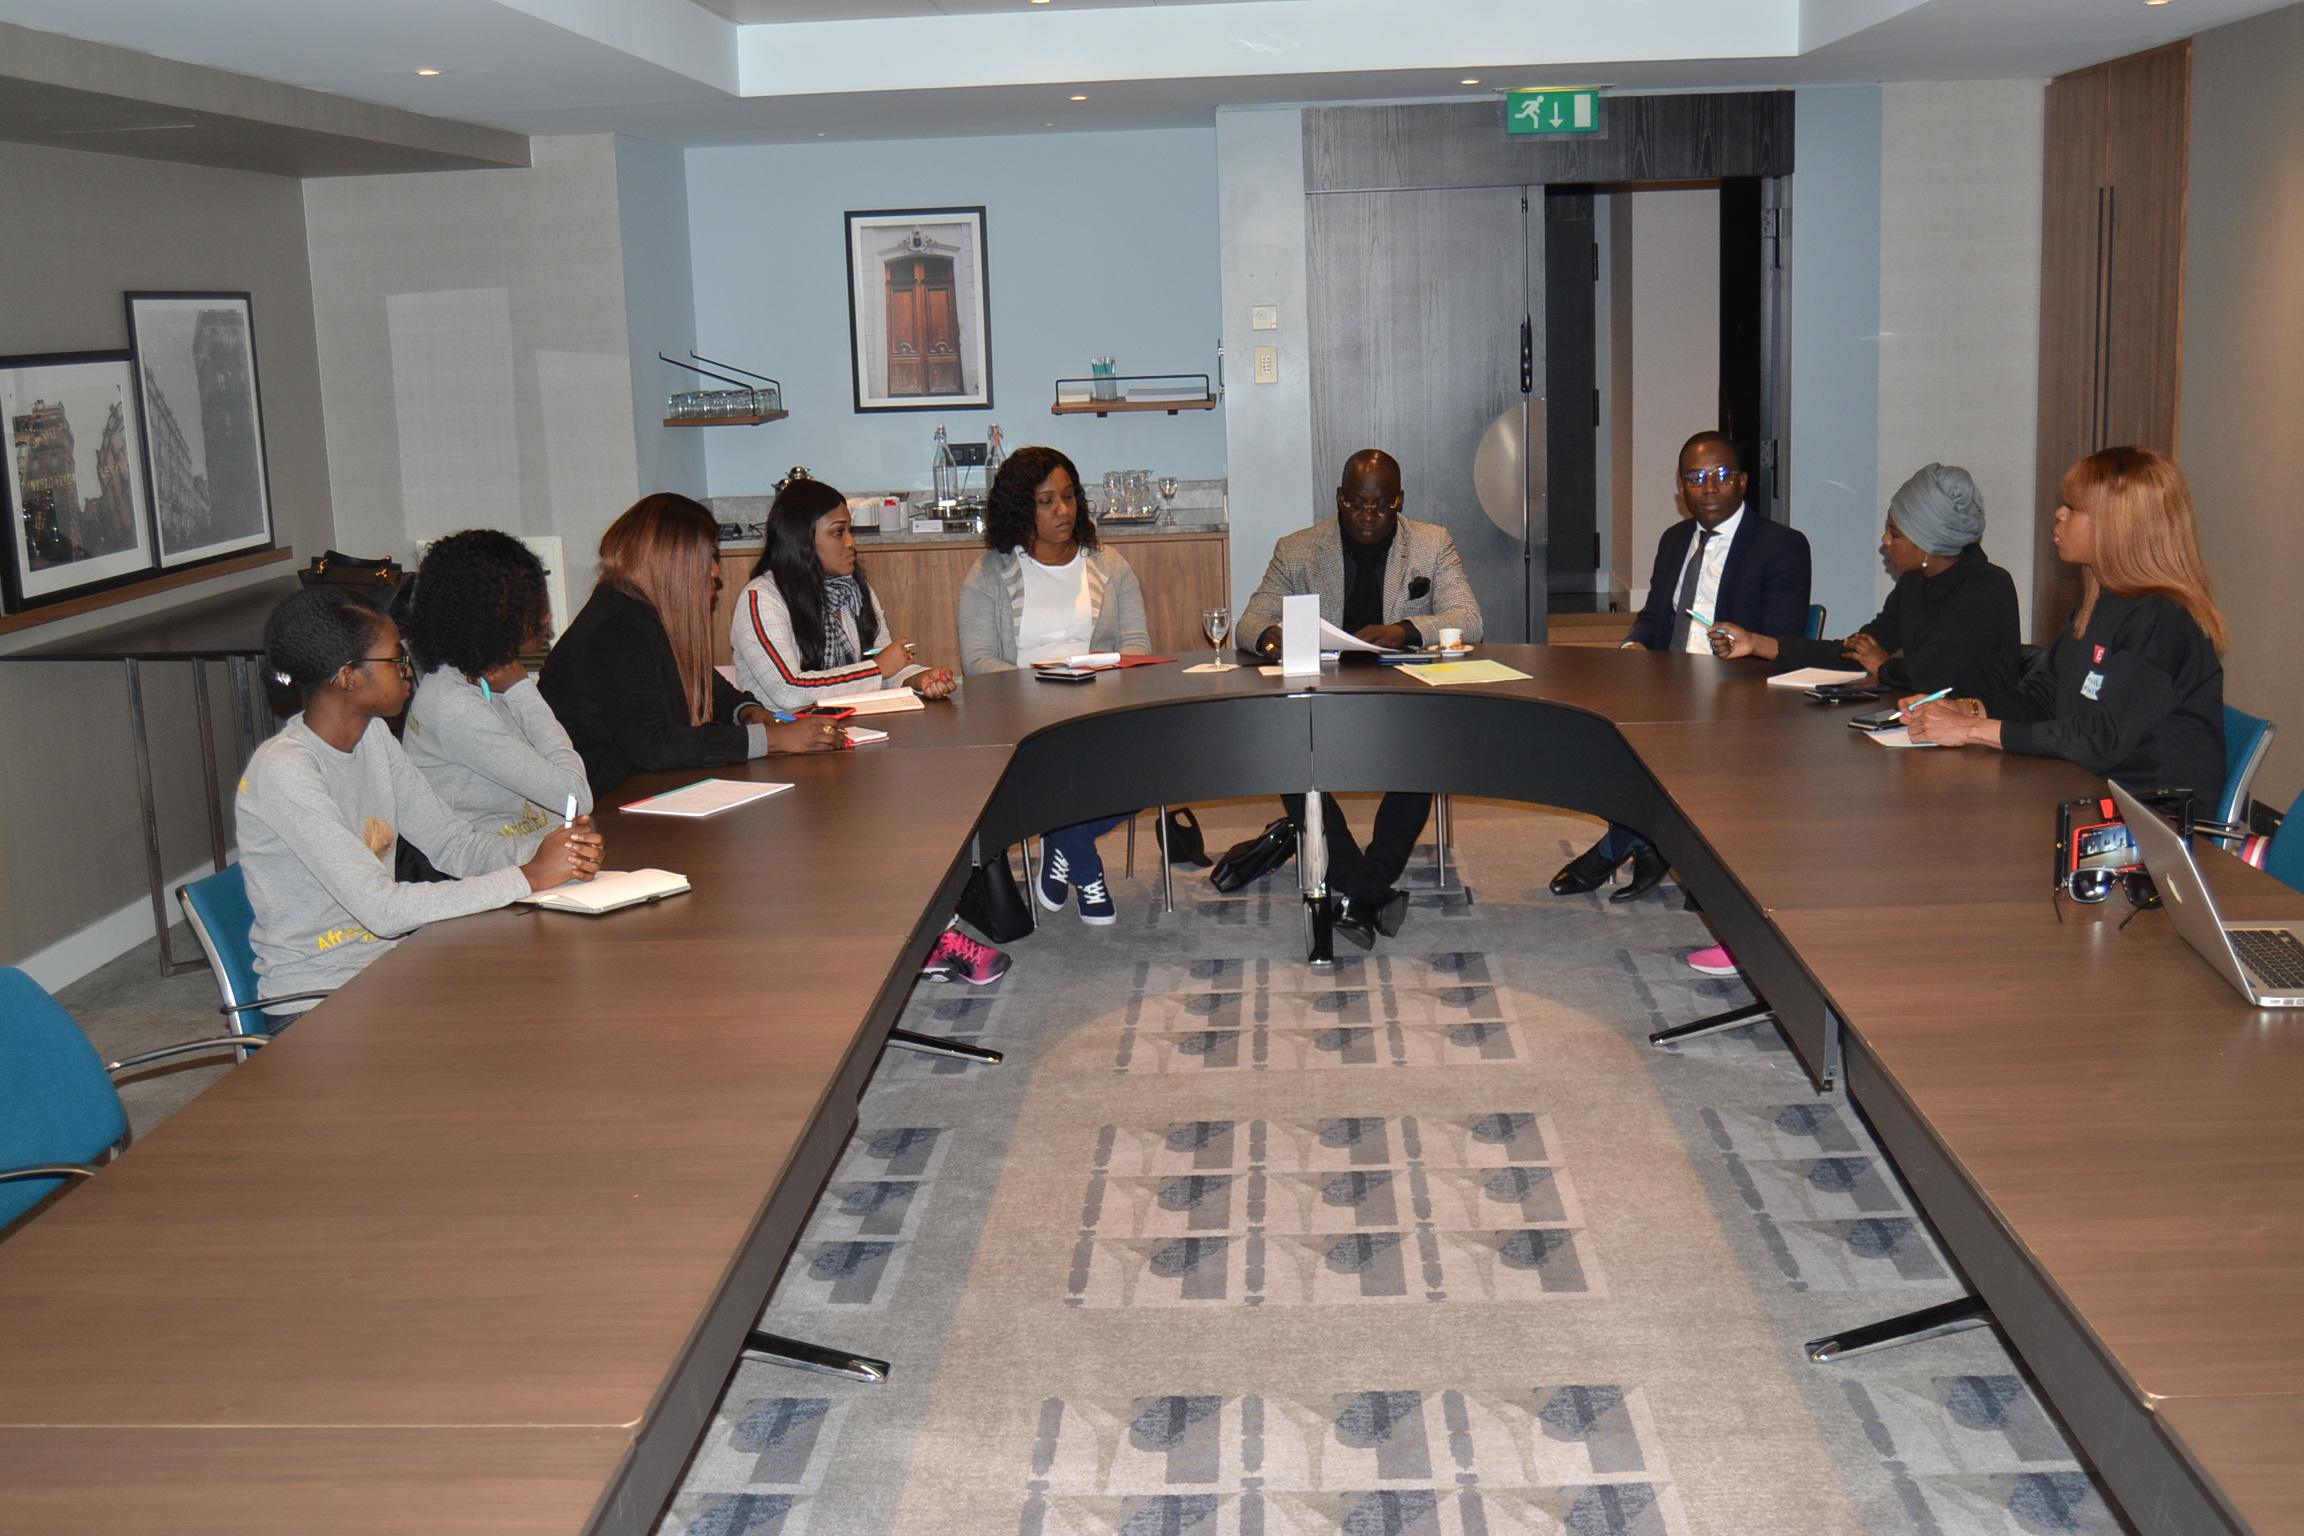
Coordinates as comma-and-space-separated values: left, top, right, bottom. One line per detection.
0, 647, 2297, 1535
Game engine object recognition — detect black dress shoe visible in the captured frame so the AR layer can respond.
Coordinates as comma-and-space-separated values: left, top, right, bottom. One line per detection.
1329, 894, 1377, 950
1610, 843, 1669, 903
1370, 888, 1410, 937
1550, 842, 1625, 895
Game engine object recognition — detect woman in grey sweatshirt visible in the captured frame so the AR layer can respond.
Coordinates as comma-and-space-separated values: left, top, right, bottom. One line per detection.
235, 587, 603, 1016
402, 529, 592, 855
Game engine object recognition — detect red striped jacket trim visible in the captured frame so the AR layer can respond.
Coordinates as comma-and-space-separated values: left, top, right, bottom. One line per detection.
749, 589, 884, 689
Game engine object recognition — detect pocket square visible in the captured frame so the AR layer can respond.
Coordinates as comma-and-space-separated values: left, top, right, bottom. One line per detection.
1407, 575, 1431, 599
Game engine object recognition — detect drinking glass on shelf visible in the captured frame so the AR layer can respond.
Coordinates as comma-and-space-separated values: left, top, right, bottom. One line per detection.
1159, 476, 1180, 509
1202, 607, 1233, 671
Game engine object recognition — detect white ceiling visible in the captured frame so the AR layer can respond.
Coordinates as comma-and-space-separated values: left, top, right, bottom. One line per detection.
0, 0, 2286, 147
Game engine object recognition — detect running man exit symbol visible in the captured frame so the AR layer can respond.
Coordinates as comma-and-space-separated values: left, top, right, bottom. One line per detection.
1505, 87, 1601, 136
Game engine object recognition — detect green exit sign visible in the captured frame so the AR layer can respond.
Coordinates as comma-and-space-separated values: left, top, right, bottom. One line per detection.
1506, 87, 1602, 136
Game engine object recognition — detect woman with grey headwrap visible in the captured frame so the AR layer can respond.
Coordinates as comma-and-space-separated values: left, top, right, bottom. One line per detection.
1710, 462, 2023, 699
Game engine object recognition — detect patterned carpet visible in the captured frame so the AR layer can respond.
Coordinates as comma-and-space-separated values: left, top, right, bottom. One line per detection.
657, 799, 2132, 1536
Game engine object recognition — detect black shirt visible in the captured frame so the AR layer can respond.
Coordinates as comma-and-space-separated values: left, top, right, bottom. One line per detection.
1773, 545, 2022, 699
1991, 590, 2225, 812
539, 585, 763, 800
1339, 517, 1393, 635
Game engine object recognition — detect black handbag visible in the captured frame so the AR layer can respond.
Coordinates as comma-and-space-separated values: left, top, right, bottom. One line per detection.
1164, 806, 1213, 868
956, 846, 1035, 943
1209, 816, 1297, 893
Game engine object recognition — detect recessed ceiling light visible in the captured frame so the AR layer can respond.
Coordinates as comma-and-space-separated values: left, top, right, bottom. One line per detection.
1460, 78, 1480, 85
1070, 94, 1088, 101
2145, 1, 2168, 5
415, 67, 442, 76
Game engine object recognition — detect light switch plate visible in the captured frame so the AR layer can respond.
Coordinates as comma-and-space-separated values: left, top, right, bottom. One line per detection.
1253, 346, 1279, 384
1249, 304, 1279, 331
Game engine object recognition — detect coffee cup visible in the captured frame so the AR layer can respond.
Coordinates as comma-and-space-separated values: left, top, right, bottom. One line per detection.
1438, 627, 1464, 650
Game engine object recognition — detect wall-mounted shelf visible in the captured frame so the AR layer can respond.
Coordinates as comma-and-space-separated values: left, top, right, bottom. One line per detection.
1053, 373, 1217, 417
662, 410, 789, 428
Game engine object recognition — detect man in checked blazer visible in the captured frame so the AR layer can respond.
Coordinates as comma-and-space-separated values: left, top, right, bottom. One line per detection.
1237, 449, 1485, 949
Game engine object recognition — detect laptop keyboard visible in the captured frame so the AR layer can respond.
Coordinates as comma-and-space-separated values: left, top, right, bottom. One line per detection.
2232, 928, 2304, 990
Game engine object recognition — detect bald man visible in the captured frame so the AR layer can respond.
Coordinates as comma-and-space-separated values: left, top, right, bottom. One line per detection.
1237, 449, 1483, 947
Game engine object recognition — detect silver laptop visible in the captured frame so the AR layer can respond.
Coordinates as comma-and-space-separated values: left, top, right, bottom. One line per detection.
2110, 780, 2304, 1006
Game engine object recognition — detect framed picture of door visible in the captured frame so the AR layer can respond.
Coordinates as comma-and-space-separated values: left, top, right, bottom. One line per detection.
844, 207, 992, 413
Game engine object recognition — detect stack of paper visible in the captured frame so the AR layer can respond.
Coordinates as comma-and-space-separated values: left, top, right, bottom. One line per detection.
1398, 660, 1534, 686
840, 688, 926, 716
519, 868, 691, 914
1766, 667, 1868, 688
621, 779, 791, 817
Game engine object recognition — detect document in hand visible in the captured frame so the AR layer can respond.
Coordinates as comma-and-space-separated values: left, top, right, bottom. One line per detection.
519, 868, 692, 914
621, 779, 792, 816
1862, 726, 1939, 748
1766, 667, 1869, 688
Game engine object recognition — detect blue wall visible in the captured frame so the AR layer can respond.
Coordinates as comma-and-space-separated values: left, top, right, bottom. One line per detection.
686, 128, 1226, 500
1788, 86, 1884, 634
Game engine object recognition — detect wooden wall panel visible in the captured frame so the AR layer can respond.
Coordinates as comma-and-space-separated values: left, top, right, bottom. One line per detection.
2033, 42, 2190, 643
715, 531, 1229, 676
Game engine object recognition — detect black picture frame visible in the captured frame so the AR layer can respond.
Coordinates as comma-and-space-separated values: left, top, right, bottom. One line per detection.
0, 349, 158, 611
125, 291, 277, 571
844, 206, 993, 414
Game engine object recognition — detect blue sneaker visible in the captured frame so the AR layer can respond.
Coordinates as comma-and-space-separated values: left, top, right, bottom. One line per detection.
1077, 872, 1117, 926
1036, 842, 1072, 912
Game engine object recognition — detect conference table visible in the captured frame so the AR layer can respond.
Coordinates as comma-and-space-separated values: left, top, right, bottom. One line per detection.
0, 647, 2296, 1535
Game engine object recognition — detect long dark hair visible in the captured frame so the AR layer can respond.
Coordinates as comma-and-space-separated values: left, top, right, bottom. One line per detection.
749, 478, 884, 669
599, 493, 720, 725
409, 529, 550, 677
983, 446, 1098, 555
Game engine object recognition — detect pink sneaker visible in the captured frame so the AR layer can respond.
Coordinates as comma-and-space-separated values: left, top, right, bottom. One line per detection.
921, 927, 1011, 985
1685, 944, 1738, 977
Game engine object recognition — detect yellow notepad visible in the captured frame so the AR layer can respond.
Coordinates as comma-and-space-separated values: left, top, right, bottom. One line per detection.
1398, 660, 1534, 686
518, 868, 691, 914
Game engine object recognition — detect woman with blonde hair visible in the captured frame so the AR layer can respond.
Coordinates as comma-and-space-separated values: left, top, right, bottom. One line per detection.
1907, 446, 2225, 810
541, 493, 846, 799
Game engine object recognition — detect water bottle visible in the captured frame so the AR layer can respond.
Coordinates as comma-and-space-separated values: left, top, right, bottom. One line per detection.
931, 425, 957, 510
985, 424, 1005, 482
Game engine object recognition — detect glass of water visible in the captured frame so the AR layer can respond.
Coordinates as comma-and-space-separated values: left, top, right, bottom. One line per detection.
1202, 607, 1232, 671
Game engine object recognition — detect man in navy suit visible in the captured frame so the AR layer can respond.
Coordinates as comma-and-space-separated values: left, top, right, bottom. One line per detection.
1552, 431, 1813, 901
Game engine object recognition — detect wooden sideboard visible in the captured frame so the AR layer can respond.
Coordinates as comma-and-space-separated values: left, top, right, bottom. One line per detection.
712, 527, 1230, 675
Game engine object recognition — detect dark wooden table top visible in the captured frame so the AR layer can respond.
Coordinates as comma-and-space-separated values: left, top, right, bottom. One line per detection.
2, 646, 2295, 1532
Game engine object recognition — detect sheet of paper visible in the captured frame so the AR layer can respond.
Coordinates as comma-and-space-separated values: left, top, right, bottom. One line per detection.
518, 868, 691, 913
1767, 667, 1868, 688
1316, 616, 1396, 654
621, 779, 792, 817
845, 725, 890, 744
1863, 727, 1940, 748
1398, 660, 1534, 686
839, 688, 927, 715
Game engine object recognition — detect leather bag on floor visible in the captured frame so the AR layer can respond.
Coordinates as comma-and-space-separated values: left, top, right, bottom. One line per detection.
957, 847, 1035, 943
1208, 816, 1296, 893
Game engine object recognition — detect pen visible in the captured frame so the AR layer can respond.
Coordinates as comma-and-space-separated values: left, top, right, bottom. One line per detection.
1901, 687, 1952, 718
563, 793, 577, 830
1684, 608, 1716, 629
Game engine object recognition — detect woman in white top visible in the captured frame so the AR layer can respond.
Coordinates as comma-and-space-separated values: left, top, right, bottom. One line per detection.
955, 447, 1150, 925
731, 477, 955, 713
403, 529, 592, 857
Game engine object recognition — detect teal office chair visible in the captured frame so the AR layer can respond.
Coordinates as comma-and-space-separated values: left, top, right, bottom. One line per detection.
0, 966, 262, 1230
1803, 604, 1826, 640
2195, 706, 2275, 849
2262, 790, 2304, 895
178, 865, 331, 1056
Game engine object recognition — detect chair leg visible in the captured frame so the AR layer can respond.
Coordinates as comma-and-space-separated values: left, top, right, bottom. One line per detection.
742, 1330, 891, 1383
886, 1028, 1003, 1065
1020, 838, 1040, 932
1649, 1001, 1774, 1046
1157, 805, 1175, 913
1433, 793, 1450, 890
1804, 1296, 1993, 1363
1125, 812, 1137, 879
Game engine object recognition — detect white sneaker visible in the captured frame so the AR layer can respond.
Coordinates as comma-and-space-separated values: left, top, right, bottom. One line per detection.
1036, 845, 1072, 912
1077, 874, 1118, 925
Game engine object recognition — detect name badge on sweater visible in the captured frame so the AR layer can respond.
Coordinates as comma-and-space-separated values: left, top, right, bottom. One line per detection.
2081, 671, 2105, 701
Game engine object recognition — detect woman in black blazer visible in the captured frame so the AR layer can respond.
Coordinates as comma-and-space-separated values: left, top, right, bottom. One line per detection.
540, 493, 845, 800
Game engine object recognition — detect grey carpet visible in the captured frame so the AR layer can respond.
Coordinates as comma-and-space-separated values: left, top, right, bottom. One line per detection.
662, 798, 2133, 1536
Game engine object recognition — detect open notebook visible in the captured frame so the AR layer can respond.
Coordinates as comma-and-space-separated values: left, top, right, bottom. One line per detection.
518, 868, 690, 915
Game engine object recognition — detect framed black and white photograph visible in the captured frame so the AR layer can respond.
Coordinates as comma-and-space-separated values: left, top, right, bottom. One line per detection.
0, 350, 155, 610
126, 291, 275, 569
844, 207, 992, 413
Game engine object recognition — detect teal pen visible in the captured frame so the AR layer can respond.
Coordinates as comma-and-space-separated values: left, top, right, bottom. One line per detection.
1901, 687, 1953, 718
1684, 608, 1716, 629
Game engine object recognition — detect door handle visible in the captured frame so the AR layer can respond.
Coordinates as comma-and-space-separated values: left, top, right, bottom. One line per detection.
1519, 316, 1534, 396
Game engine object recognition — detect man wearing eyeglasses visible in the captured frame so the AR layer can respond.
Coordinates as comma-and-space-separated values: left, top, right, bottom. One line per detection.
1238, 448, 1484, 948
1552, 430, 1811, 903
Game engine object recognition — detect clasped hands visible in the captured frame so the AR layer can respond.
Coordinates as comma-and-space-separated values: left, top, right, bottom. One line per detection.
1705, 622, 1888, 676
524, 815, 605, 890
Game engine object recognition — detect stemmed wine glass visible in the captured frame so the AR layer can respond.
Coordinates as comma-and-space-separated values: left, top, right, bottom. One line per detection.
1202, 607, 1233, 671
1159, 477, 1180, 513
